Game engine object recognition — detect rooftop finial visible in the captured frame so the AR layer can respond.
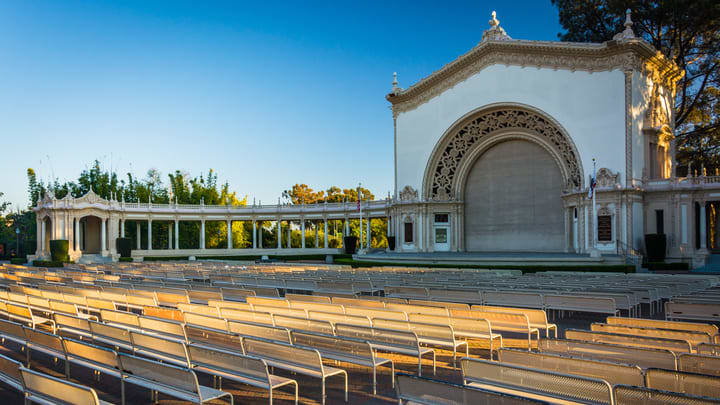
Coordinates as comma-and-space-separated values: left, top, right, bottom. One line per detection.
392, 72, 399, 92
613, 9, 635, 40
489, 11, 499, 28
481, 10, 511, 42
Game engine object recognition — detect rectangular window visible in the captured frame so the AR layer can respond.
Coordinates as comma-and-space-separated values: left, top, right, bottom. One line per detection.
656, 209, 664, 234
404, 222, 414, 243
597, 215, 612, 241
434, 213, 449, 223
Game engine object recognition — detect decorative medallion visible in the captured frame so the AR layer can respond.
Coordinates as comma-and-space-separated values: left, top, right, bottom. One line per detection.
399, 186, 418, 201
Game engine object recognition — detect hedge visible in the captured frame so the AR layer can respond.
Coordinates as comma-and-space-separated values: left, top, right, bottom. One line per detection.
50, 240, 69, 262
33, 260, 67, 268
333, 258, 635, 273
116, 238, 132, 257
10, 258, 27, 265
119, 257, 133, 262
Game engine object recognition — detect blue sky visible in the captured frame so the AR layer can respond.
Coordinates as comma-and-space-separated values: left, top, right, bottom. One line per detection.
0, 0, 564, 208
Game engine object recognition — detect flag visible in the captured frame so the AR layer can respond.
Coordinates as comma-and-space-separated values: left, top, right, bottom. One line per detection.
587, 166, 596, 199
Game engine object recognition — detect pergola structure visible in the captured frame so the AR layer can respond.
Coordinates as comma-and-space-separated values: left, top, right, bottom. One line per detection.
31, 190, 392, 262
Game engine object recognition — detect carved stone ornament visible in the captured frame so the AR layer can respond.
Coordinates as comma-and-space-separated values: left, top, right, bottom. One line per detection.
481, 11, 512, 42
597, 206, 613, 217
386, 37, 682, 116
595, 168, 620, 188
428, 107, 582, 200
613, 9, 636, 41
399, 186, 419, 201
644, 82, 671, 131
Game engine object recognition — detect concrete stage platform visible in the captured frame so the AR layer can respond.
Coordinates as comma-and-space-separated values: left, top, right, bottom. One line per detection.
353, 251, 626, 266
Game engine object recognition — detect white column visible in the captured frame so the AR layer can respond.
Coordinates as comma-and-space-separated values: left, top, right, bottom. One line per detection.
147, 220, 152, 251
258, 221, 263, 248
168, 224, 172, 249
120, 219, 125, 237
315, 222, 319, 248
277, 220, 281, 249
252, 220, 257, 249
41, 220, 46, 254
324, 219, 328, 249
136, 222, 141, 250
200, 220, 205, 249
366, 217, 371, 248
700, 202, 708, 249
301, 220, 306, 249
227, 220, 233, 249
174, 220, 179, 249
74, 218, 80, 251
344, 217, 349, 235
101, 219, 107, 253
288, 221, 292, 249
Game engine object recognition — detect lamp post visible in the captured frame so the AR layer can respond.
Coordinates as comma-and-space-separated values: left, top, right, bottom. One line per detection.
15, 227, 20, 258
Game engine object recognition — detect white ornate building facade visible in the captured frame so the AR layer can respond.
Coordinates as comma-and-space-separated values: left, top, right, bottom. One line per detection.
384, 12, 717, 268
31, 12, 720, 268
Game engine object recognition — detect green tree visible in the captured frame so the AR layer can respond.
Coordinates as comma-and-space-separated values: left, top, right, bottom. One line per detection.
552, 0, 720, 168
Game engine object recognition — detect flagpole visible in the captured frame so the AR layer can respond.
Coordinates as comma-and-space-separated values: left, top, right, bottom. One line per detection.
592, 158, 597, 251
358, 183, 363, 252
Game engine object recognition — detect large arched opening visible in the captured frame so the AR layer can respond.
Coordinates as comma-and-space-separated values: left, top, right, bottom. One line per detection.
463, 139, 565, 251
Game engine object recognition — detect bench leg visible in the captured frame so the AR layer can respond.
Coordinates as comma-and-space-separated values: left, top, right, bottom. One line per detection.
344, 371, 348, 402
390, 361, 395, 388
121, 377, 125, 405
321, 377, 325, 405
417, 355, 422, 376
373, 366, 377, 395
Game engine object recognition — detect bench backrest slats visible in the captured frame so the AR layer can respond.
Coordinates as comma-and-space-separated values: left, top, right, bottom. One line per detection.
565, 329, 692, 353
24, 327, 64, 353
185, 325, 243, 352
408, 299, 471, 310
21, 367, 100, 405
130, 331, 189, 365
228, 320, 291, 343
138, 316, 186, 339
678, 354, 720, 377
188, 344, 267, 381
289, 301, 344, 314
607, 316, 719, 336
308, 311, 372, 327
473, 305, 549, 326
243, 337, 322, 370
591, 323, 710, 347
220, 308, 274, 325
345, 306, 407, 321
272, 314, 334, 335
143, 306, 183, 321
499, 348, 644, 386
210, 300, 253, 311
335, 323, 420, 349
396, 373, 544, 405
0, 353, 22, 386
89, 321, 132, 345
698, 343, 720, 356
292, 331, 372, 359
461, 358, 612, 405
178, 303, 220, 317
118, 354, 198, 394
54, 314, 91, 333
183, 312, 228, 332
645, 368, 720, 399
538, 338, 677, 370
247, 297, 289, 308
331, 297, 385, 308
386, 303, 449, 316
614, 384, 720, 405
63, 339, 118, 370
100, 309, 140, 327
0, 319, 27, 340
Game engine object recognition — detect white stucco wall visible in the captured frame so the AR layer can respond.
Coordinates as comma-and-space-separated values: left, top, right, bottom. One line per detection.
395, 64, 626, 197
632, 71, 651, 182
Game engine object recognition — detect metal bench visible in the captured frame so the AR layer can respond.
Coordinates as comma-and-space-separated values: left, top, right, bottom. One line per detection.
247, 297, 289, 308
371, 318, 467, 368
499, 348, 645, 386
698, 343, 720, 356
461, 357, 613, 405
565, 328, 693, 354
386, 303, 449, 316
345, 306, 408, 321
188, 343, 298, 405
20, 366, 112, 405
227, 320, 291, 343
178, 303, 221, 317
407, 313, 502, 360
335, 323, 436, 376
645, 368, 720, 399
243, 336, 347, 405
89, 320, 133, 351
5, 302, 55, 332
483, 291, 544, 309
183, 312, 229, 331
185, 324, 244, 352
451, 309, 538, 349
271, 314, 334, 335
0, 319, 28, 346
210, 300, 253, 311
99, 309, 140, 330
220, 288, 256, 302
118, 353, 233, 405
130, 331, 190, 367
286, 293, 331, 303
679, 354, 720, 377
291, 330, 393, 394
289, 300, 344, 314
591, 322, 712, 349
407, 299, 471, 310
221, 307, 274, 325
331, 297, 385, 308
63, 337, 121, 381
24, 327, 66, 370
137, 315, 187, 340
613, 384, 720, 405
666, 302, 720, 323
607, 316, 719, 337
308, 310, 372, 328
0, 353, 23, 392
538, 338, 677, 371
396, 372, 544, 405
543, 295, 618, 315
473, 305, 557, 338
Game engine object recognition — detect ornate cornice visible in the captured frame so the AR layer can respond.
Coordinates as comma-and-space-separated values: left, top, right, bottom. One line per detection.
386, 39, 682, 115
